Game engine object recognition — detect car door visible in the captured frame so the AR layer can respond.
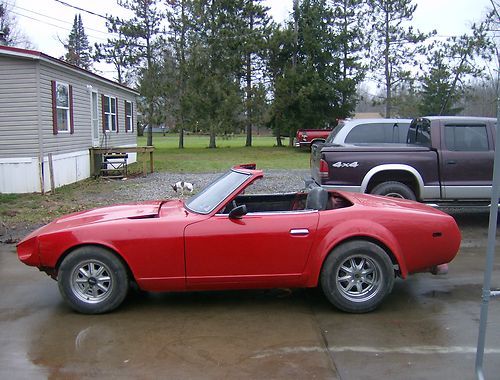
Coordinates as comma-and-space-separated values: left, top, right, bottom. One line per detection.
440, 122, 494, 199
184, 210, 319, 288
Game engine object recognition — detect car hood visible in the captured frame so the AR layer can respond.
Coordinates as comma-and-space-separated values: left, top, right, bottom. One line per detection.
19, 200, 180, 243
56, 200, 165, 224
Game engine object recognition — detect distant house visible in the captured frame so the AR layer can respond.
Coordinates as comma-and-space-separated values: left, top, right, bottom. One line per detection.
353, 112, 383, 119
0, 45, 139, 193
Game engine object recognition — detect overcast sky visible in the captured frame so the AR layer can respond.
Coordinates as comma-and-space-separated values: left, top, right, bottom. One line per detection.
10, 0, 494, 79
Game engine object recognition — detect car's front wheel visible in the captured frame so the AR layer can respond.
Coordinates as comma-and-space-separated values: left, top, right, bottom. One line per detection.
58, 246, 129, 314
320, 240, 395, 313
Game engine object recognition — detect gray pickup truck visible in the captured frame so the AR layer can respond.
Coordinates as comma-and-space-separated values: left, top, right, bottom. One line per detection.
311, 116, 497, 205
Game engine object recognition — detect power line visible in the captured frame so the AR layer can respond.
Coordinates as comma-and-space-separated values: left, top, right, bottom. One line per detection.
7, 2, 114, 37
10, 10, 109, 42
53, 0, 108, 20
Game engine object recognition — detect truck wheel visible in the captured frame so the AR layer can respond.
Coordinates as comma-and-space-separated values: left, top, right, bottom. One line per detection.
320, 240, 395, 313
371, 181, 416, 201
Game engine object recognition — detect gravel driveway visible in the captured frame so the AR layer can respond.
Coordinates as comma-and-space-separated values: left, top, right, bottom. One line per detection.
116, 169, 311, 202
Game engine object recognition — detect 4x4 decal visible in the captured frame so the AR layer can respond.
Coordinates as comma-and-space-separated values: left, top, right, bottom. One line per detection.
332, 161, 359, 168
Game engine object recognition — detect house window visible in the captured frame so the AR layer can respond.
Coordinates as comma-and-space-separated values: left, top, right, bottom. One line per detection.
103, 95, 117, 132
51, 80, 74, 135
125, 100, 133, 132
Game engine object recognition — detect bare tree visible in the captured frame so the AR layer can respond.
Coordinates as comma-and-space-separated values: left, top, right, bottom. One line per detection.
0, 1, 33, 48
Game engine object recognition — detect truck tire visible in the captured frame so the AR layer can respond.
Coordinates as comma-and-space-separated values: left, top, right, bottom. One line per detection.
371, 181, 416, 201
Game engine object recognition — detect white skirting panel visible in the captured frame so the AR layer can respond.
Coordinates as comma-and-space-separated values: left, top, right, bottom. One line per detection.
0, 157, 40, 193
0, 147, 138, 194
41, 150, 91, 192
0, 150, 90, 193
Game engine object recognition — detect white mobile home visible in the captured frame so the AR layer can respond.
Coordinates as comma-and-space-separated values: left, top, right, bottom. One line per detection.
0, 45, 139, 193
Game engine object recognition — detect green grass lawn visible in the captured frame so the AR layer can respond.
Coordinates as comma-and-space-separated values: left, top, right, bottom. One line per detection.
132, 133, 309, 173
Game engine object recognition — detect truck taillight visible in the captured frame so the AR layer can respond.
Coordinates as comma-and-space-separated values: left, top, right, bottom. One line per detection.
319, 159, 329, 178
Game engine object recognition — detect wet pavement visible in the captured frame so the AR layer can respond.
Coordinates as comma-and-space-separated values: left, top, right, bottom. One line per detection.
1, 211, 499, 379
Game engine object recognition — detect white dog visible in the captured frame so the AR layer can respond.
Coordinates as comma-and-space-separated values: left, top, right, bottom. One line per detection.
171, 181, 194, 196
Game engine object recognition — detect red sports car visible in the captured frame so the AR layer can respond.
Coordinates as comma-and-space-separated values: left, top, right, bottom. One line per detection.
17, 164, 461, 314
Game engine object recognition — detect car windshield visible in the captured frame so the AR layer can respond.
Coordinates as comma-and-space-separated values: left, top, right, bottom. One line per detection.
185, 170, 251, 214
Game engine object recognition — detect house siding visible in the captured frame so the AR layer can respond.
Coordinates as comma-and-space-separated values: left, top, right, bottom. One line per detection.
0, 49, 138, 193
38, 61, 137, 155
0, 57, 39, 158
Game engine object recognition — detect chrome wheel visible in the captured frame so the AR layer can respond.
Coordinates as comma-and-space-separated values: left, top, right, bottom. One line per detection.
321, 241, 394, 313
70, 259, 114, 304
335, 254, 382, 303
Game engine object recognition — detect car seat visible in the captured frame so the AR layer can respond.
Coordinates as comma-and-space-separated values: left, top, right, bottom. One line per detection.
305, 187, 329, 210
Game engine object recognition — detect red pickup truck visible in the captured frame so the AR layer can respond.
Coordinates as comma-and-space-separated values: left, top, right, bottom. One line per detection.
294, 128, 332, 149
311, 116, 497, 205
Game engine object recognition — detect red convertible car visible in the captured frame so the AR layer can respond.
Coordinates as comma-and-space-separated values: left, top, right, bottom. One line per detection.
17, 164, 461, 314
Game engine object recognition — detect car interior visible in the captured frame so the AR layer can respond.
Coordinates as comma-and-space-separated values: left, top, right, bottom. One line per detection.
221, 187, 352, 214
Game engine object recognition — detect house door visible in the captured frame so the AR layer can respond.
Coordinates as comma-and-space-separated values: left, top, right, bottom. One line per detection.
91, 91, 99, 147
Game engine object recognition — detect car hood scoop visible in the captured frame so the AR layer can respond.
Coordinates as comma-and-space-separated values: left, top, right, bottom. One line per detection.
54, 201, 164, 226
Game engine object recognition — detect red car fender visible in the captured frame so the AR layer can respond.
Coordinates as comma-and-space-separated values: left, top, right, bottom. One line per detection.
39, 232, 132, 273
303, 216, 408, 287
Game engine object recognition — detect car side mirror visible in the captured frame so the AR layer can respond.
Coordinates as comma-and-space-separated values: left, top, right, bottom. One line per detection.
229, 204, 247, 219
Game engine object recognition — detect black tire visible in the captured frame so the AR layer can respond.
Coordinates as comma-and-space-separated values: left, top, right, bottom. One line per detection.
371, 181, 416, 201
320, 240, 395, 313
58, 246, 129, 314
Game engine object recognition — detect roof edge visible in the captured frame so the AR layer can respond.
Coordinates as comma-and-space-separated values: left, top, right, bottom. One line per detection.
0, 45, 139, 95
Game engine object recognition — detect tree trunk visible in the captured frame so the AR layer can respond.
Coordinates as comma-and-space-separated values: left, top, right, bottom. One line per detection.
147, 126, 153, 146
178, 127, 184, 149
147, 102, 153, 146
245, 51, 253, 147
275, 130, 282, 147
245, 7, 254, 147
384, 7, 391, 118
209, 124, 217, 148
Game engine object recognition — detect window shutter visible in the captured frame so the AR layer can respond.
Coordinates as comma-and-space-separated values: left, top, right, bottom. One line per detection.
116, 97, 119, 133
69, 85, 74, 134
131, 102, 134, 132
51, 80, 58, 135
124, 100, 127, 133
101, 94, 106, 132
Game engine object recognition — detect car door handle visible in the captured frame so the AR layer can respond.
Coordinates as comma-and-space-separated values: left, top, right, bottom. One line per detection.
447, 160, 457, 165
290, 229, 310, 236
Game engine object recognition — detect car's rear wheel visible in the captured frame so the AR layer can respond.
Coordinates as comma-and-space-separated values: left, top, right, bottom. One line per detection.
371, 181, 416, 200
58, 246, 129, 314
320, 240, 394, 313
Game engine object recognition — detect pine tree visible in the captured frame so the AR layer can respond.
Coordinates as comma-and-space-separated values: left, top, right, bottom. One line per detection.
328, 0, 368, 118
240, 0, 272, 147
268, 0, 344, 145
367, 0, 432, 117
94, 17, 136, 85
64, 14, 92, 70
166, 0, 192, 148
418, 50, 462, 116
181, 0, 249, 149
114, 0, 165, 146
